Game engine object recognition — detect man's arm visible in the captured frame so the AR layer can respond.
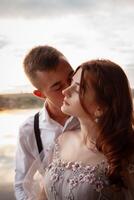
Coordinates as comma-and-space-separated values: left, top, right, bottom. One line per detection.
14, 120, 36, 200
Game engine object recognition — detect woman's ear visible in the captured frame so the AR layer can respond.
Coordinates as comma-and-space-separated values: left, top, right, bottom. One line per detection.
33, 90, 46, 99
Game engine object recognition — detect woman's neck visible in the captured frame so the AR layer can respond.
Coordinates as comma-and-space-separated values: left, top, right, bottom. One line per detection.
78, 118, 99, 146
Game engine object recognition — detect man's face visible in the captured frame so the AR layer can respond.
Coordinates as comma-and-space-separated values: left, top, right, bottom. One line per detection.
35, 59, 73, 110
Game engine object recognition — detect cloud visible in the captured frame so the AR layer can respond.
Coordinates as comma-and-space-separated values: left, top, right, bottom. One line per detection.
0, 0, 97, 18
0, 35, 9, 49
0, 0, 134, 18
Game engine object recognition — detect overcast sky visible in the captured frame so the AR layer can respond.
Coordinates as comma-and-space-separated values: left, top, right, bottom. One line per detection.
0, 0, 97, 17
0, 0, 134, 92
0, 0, 134, 18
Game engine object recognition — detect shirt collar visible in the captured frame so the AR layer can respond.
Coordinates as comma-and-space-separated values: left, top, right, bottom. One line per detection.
40, 101, 50, 122
39, 101, 73, 129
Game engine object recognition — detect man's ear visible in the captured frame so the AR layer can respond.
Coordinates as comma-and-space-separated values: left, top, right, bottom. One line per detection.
33, 90, 46, 99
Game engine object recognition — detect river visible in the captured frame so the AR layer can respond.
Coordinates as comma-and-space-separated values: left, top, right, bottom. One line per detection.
0, 108, 40, 199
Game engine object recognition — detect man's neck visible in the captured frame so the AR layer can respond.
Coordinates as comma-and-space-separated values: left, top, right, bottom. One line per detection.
46, 103, 69, 126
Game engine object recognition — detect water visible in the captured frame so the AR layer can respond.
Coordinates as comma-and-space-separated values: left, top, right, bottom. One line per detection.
0, 108, 40, 185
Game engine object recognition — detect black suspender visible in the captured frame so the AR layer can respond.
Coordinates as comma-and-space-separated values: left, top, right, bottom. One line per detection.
34, 112, 43, 154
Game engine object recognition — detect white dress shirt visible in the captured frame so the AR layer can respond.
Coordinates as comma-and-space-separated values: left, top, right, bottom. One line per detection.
14, 105, 79, 200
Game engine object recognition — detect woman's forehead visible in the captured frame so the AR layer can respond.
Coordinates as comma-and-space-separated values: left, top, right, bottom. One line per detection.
73, 67, 82, 83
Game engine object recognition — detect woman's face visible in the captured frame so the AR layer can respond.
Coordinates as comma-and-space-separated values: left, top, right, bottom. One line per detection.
61, 67, 99, 119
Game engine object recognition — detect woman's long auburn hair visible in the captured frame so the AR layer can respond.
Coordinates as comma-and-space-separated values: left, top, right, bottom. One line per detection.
77, 59, 134, 187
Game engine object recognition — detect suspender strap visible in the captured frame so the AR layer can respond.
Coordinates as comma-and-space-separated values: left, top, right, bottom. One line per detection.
34, 112, 43, 154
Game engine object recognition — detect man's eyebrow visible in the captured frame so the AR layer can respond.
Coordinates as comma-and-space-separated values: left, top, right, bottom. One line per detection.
50, 70, 74, 89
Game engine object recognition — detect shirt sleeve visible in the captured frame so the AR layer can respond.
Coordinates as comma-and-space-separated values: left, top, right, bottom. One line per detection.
23, 144, 54, 200
14, 118, 36, 200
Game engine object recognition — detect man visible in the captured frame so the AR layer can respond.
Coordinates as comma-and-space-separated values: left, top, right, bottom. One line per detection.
14, 45, 79, 199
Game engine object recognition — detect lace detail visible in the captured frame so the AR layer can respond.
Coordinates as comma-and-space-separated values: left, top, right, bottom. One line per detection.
24, 141, 134, 200
44, 142, 110, 200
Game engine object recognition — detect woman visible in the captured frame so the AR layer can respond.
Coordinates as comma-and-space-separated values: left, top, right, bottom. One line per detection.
24, 59, 134, 200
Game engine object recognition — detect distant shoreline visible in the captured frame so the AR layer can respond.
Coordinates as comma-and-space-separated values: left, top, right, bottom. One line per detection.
0, 92, 44, 110
0, 90, 134, 110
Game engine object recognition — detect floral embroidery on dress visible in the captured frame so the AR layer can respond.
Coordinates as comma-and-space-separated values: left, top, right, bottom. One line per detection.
44, 143, 110, 200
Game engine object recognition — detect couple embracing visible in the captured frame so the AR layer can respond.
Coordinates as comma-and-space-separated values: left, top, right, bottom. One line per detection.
15, 45, 134, 200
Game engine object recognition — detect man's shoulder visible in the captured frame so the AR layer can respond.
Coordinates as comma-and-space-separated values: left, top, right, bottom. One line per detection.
19, 112, 39, 137
20, 115, 34, 128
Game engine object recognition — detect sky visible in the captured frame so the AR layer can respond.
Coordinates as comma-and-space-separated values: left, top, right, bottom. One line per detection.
0, 0, 134, 93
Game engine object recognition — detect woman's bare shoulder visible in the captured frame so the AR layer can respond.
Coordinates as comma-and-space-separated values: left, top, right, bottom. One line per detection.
57, 129, 79, 146
58, 131, 73, 144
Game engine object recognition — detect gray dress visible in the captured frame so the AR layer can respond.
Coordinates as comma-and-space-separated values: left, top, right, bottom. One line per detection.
23, 143, 134, 200
43, 143, 134, 200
